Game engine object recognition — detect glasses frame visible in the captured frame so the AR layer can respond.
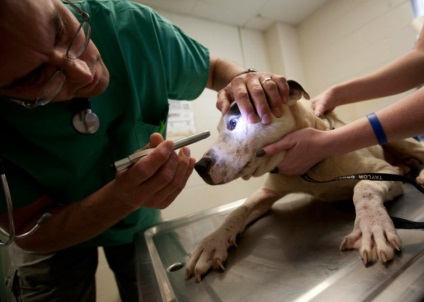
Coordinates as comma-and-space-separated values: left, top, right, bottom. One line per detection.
8, 1, 91, 109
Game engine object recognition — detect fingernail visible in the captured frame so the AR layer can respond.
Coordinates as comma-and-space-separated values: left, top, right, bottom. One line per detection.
248, 113, 259, 124
270, 167, 279, 174
165, 141, 175, 155
261, 114, 272, 125
273, 107, 282, 117
256, 150, 266, 157
182, 147, 191, 157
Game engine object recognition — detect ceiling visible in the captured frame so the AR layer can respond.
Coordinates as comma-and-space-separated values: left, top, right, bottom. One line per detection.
134, 0, 330, 31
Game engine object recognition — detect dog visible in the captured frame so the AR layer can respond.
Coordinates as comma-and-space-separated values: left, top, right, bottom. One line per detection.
185, 80, 424, 282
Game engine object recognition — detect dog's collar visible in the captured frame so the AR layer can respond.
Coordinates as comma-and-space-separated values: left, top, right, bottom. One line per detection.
318, 115, 335, 130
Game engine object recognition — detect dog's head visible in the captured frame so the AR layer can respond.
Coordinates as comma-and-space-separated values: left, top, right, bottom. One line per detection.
195, 80, 310, 185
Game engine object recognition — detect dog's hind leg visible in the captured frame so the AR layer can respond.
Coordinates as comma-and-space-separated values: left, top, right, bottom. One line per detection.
340, 178, 403, 264
185, 187, 281, 282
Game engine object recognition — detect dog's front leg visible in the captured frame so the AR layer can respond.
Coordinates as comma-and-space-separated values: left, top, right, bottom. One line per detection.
340, 179, 403, 264
185, 187, 280, 282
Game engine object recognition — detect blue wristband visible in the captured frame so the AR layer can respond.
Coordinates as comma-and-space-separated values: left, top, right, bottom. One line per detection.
366, 112, 387, 145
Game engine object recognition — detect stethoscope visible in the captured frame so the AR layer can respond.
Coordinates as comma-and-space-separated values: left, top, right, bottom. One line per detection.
0, 98, 100, 246
0, 158, 52, 246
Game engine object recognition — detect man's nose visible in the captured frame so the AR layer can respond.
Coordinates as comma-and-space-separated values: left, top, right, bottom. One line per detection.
62, 58, 93, 83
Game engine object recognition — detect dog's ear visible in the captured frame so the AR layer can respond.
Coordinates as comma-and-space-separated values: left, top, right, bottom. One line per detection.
287, 80, 310, 105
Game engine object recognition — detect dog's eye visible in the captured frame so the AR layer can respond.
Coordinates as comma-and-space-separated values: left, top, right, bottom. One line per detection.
228, 118, 238, 131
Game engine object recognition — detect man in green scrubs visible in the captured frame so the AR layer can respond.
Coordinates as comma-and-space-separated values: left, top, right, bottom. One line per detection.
0, 0, 289, 300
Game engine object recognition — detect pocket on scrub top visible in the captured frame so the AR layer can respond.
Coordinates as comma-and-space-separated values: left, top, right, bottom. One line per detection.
134, 120, 167, 146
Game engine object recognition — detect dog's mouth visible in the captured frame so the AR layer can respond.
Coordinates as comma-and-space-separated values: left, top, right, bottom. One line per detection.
195, 154, 257, 185
195, 157, 237, 185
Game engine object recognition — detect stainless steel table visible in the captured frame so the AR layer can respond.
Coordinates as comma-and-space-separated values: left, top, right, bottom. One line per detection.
135, 184, 424, 302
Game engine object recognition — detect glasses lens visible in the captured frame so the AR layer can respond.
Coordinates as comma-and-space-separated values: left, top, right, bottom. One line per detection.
36, 71, 66, 106
33, 7, 91, 107
67, 21, 91, 59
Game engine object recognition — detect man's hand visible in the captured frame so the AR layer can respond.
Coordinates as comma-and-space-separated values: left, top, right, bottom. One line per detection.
114, 133, 196, 209
216, 72, 289, 124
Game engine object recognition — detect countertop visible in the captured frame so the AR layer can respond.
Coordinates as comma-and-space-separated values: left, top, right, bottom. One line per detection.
135, 183, 424, 302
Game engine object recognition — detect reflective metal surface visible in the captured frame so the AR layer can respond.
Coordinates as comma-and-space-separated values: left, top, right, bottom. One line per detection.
135, 184, 424, 302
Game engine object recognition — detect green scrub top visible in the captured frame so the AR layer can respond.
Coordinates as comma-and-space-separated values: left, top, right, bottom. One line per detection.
0, 0, 210, 246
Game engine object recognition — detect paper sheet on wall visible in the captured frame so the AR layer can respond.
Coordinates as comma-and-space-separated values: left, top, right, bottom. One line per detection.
166, 100, 196, 138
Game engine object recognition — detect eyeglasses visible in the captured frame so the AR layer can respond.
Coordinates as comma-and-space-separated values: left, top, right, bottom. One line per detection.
11, 1, 91, 109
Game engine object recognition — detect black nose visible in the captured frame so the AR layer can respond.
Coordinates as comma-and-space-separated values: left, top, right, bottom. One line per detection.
195, 157, 214, 176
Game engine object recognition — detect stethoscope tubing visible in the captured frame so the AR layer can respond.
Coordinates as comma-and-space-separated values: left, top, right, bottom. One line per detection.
0, 158, 51, 246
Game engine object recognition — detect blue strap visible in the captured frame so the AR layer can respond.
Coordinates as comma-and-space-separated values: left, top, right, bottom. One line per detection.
367, 112, 387, 145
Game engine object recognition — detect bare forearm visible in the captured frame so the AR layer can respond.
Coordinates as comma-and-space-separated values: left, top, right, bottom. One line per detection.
333, 51, 424, 106
377, 86, 424, 141
324, 118, 380, 157
207, 56, 245, 91
16, 180, 136, 252
14, 138, 193, 252
327, 87, 424, 156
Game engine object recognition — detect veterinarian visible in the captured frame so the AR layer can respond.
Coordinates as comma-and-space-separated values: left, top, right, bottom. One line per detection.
259, 24, 424, 176
0, 0, 289, 301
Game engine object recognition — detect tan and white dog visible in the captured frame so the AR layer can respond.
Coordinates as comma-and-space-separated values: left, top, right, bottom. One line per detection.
185, 80, 424, 282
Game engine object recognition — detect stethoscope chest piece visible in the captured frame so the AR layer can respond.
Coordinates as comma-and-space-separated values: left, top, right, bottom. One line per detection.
71, 98, 100, 134
72, 108, 100, 134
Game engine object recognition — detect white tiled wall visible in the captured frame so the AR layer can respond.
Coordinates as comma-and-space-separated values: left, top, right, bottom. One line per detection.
93, 0, 418, 301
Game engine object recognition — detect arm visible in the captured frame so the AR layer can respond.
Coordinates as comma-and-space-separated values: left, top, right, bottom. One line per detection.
261, 86, 424, 175
313, 27, 424, 116
1, 134, 195, 252
208, 56, 290, 124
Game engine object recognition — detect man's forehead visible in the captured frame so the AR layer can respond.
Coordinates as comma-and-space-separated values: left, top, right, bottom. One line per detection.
0, 0, 58, 48
1, 0, 56, 19
0, 0, 59, 89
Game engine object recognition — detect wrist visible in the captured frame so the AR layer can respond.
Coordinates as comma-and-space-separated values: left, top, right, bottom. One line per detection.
327, 117, 375, 157
332, 81, 360, 106
107, 180, 140, 213
324, 129, 350, 157
234, 68, 257, 78
327, 85, 341, 106
366, 112, 387, 145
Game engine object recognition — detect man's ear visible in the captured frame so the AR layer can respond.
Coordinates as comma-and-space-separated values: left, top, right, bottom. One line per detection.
287, 80, 310, 105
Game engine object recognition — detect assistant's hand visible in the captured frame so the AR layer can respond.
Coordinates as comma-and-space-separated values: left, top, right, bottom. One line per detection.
113, 133, 196, 209
258, 128, 331, 175
311, 87, 338, 116
216, 72, 289, 124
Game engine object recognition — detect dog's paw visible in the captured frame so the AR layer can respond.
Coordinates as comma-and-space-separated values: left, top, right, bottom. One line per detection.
185, 230, 237, 282
340, 213, 401, 265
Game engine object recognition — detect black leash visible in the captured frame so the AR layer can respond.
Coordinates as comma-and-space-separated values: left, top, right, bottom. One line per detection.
301, 172, 424, 194
301, 172, 424, 229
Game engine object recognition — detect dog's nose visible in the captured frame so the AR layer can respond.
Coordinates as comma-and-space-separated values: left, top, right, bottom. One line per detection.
195, 157, 214, 176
